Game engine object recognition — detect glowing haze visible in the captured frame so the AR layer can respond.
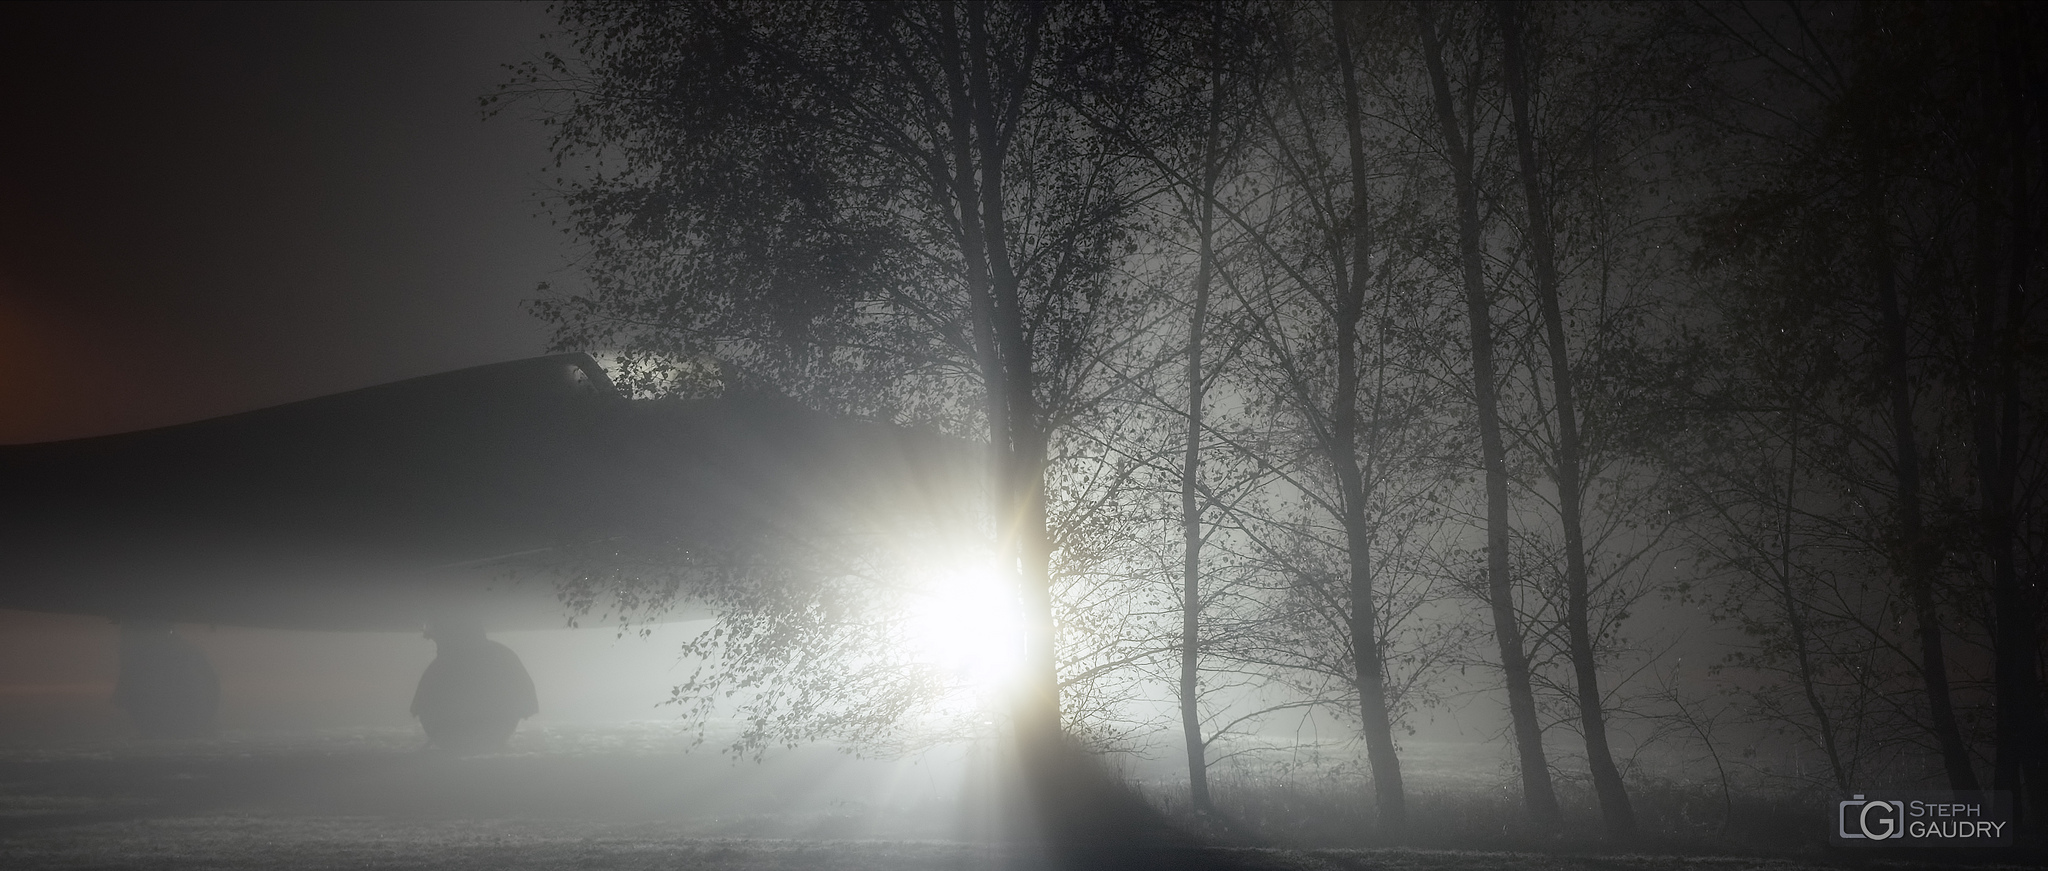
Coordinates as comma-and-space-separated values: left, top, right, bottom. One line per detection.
902, 556, 1028, 700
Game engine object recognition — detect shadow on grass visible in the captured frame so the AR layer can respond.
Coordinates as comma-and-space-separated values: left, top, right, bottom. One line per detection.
1134, 770, 2045, 868
2, 730, 2039, 870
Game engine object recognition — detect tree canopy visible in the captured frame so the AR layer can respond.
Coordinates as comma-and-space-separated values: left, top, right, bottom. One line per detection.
503, 0, 2048, 841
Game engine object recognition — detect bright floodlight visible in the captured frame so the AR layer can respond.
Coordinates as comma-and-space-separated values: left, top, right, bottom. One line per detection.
902, 556, 1026, 697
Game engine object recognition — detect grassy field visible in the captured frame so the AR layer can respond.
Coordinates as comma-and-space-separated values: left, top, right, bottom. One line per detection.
6, 817, 2027, 871
0, 725, 2029, 870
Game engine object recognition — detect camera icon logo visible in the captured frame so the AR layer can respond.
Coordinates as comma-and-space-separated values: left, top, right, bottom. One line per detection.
1839, 794, 1905, 840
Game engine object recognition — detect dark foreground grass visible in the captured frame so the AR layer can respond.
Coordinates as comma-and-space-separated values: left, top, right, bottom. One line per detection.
2, 816, 2033, 871
1153, 774, 1826, 853
1142, 776, 2045, 870
0, 729, 2036, 870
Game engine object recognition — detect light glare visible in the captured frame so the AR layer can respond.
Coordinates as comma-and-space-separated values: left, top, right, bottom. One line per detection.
902, 558, 1025, 696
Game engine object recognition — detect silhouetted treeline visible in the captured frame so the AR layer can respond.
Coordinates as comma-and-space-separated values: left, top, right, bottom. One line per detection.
501, 0, 2045, 842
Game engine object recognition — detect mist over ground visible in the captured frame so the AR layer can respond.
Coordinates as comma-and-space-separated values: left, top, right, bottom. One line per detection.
0, 607, 1893, 868
2, 0, 2043, 867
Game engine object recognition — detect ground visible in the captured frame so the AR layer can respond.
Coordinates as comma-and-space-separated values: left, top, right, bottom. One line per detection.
0, 725, 2021, 870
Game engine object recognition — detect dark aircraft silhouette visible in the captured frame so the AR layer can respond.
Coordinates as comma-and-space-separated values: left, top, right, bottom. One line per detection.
0, 354, 975, 745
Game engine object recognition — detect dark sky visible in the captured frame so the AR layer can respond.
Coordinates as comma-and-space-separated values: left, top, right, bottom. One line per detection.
0, 1, 570, 444
0, 1, 641, 733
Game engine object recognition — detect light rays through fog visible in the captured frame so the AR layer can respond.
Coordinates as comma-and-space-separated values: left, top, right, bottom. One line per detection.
901, 556, 1027, 704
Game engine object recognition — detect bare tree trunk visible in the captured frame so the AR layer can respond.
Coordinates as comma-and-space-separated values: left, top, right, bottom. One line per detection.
1179, 27, 1228, 814
940, 2, 1060, 744
1870, 190, 1978, 793
1416, 1, 1559, 829
968, 6, 1061, 749
1495, 1, 1632, 837
1178, 270, 1213, 813
1329, 2, 1405, 835
1988, 29, 2042, 817
1774, 417, 1849, 791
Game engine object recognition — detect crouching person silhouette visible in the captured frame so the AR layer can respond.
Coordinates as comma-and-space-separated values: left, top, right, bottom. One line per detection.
113, 620, 220, 738
412, 615, 537, 753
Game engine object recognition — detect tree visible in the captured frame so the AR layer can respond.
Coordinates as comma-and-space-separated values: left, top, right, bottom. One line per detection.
1682, 1, 2048, 804
1174, 10, 1232, 814
1414, 0, 1561, 829
1487, 0, 1707, 837
1206, 0, 1433, 833
1063, 1, 1474, 831
498, 1, 2048, 844
507, 1, 1155, 756
1965, 2, 2047, 817
1493, 0, 1636, 833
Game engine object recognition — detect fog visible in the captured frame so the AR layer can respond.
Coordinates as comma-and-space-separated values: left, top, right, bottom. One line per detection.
0, 609, 1017, 846
2, 0, 2040, 867
0, 610, 713, 736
